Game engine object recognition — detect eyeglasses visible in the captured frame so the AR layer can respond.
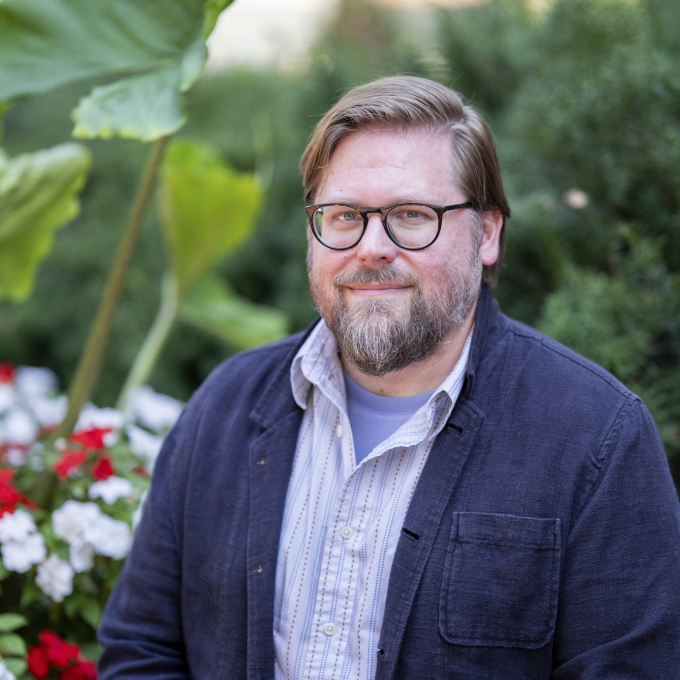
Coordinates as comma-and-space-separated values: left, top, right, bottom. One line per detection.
305, 201, 473, 251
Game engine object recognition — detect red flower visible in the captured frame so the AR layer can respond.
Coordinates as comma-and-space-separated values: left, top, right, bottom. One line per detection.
71, 428, 112, 452
0, 468, 21, 507
59, 661, 97, 680
92, 454, 115, 481
0, 361, 15, 383
39, 630, 81, 669
53, 450, 88, 480
28, 631, 97, 680
0, 467, 36, 514
27, 644, 51, 680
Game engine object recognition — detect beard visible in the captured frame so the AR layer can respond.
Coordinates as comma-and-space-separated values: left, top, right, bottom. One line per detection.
308, 238, 482, 377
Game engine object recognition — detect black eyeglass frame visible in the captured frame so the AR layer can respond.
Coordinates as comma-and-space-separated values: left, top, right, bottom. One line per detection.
305, 201, 474, 251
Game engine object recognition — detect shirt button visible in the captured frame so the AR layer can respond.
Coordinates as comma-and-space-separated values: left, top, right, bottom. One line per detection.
323, 622, 336, 636
340, 526, 353, 539
336, 424, 343, 437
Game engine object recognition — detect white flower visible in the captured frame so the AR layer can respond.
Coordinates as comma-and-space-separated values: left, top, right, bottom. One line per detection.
75, 403, 125, 432
563, 188, 589, 209
30, 395, 68, 429
4, 446, 28, 467
15, 366, 58, 398
1, 532, 47, 573
88, 476, 134, 504
52, 500, 101, 544
0, 384, 15, 414
35, 554, 74, 602
69, 536, 95, 573
0, 407, 37, 446
52, 499, 132, 566
126, 424, 163, 471
0, 509, 37, 543
126, 386, 182, 432
0, 660, 17, 680
83, 514, 132, 560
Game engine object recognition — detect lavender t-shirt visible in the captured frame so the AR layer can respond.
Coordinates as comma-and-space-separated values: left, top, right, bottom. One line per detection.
343, 371, 434, 466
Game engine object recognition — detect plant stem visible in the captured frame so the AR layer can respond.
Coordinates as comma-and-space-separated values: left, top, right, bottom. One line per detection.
115, 272, 179, 411
58, 136, 170, 436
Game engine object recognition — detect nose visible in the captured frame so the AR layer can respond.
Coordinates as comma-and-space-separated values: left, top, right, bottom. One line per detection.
355, 213, 398, 265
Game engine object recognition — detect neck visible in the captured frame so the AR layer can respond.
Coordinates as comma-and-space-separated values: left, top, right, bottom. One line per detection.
341, 310, 475, 397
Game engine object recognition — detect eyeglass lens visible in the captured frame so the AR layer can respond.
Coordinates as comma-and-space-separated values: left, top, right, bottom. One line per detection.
312, 204, 440, 249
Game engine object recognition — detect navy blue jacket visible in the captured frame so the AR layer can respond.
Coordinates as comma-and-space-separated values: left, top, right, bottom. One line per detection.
98, 286, 680, 679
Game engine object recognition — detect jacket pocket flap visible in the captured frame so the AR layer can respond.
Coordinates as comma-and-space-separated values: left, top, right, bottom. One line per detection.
439, 512, 561, 649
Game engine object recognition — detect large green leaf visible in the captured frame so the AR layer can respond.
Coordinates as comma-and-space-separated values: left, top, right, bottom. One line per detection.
157, 139, 263, 296
0, 0, 235, 141
0, 143, 90, 301
0, 101, 10, 143
179, 276, 289, 351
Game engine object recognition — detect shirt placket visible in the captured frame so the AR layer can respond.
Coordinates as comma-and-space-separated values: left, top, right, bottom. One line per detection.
303, 393, 374, 680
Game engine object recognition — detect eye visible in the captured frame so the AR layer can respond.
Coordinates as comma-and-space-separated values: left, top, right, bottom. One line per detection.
339, 211, 359, 222
391, 207, 428, 222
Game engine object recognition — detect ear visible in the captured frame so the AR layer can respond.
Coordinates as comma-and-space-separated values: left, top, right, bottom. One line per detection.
479, 210, 504, 267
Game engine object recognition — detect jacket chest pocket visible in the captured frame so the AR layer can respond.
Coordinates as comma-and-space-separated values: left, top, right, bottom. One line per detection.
439, 512, 561, 649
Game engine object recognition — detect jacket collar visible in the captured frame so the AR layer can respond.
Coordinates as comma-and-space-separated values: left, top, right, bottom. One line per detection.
461, 282, 506, 401
249, 319, 321, 429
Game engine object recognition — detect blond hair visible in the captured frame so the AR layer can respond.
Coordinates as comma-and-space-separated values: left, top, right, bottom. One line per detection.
300, 76, 510, 286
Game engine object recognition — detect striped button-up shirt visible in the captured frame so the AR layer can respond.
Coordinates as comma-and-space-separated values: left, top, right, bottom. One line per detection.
274, 320, 472, 680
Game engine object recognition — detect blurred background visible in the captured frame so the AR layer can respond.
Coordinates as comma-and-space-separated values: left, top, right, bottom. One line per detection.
1, 0, 678, 483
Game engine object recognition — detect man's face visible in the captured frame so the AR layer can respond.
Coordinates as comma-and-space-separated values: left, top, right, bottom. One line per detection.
307, 127, 497, 377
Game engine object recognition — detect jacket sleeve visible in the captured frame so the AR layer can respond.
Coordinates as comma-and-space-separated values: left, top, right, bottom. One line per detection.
97, 417, 189, 680
552, 398, 680, 679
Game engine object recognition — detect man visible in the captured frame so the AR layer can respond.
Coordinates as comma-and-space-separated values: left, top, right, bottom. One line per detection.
98, 76, 680, 679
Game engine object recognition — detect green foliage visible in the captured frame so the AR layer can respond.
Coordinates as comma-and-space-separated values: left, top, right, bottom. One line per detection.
0, 0, 235, 141
158, 139, 263, 296
0, 614, 27, 633
116, 139, 281, 405
0, 633, 25, 656
0, 143, 90, 301
0, 612, 28, 675
179, 276, 289, 351
435, 0, 534, 121
505, 0, 680, 269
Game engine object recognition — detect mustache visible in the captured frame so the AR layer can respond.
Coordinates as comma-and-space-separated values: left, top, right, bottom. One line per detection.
333, 265, 421, 288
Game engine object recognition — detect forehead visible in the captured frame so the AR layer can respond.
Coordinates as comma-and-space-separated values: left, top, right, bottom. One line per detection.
316, 127, 460, 205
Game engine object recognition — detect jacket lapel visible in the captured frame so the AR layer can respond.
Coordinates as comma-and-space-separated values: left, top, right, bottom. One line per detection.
245, 326, 317, 679
246, 409, 302, 680
375, 398, 485, 680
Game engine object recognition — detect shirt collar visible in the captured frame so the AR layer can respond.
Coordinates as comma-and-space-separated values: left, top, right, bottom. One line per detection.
290, 318, 474, 417
290, 320, 343, 410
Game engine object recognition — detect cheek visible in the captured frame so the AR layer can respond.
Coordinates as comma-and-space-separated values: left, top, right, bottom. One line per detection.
310, 244, 352, 283
308, 246, 336, 302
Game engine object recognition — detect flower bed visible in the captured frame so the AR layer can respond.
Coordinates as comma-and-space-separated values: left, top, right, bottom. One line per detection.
0, 362, 182, 679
